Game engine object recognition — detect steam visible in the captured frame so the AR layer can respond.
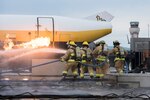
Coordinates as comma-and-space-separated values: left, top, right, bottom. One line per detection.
0, 48, 66, 69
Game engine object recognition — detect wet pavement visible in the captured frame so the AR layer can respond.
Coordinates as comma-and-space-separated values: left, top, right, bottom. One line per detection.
0, 78, 150, 99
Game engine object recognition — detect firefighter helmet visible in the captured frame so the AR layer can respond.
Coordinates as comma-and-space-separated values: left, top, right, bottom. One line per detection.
99, 40, 105, 44
69, 41, 77, 46
113, 40, 120, 45
82, 41, 89, 46
95, 41, 100, 46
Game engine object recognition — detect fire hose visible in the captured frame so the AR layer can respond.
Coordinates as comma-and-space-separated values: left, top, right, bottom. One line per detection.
30, 59, 60, 68
29, 59, 107, 68
0, 58, 126, 74
79, 60, 107, 68
0, 59, 107, 74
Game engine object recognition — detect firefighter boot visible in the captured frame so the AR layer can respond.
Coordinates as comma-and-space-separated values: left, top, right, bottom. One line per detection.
73, 71, 78, 79
99, 74, 104, 79
95, 74, 100, 78
89, 73, 94, 79
80, 73, 84, 79
119, 69, 123, 75
62, 71, 67, 77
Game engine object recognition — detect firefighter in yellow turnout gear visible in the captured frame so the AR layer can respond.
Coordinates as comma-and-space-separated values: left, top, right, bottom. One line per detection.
93, 40, 109, 78
61, 41, 78, 78
110, 40, 127, 74
80, 41, 94, 78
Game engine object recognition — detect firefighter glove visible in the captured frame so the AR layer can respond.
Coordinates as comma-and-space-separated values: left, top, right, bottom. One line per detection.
60, 58, 65, 62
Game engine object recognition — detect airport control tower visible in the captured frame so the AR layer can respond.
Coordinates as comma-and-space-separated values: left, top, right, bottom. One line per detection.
130, 21, 150, 72
129, 21, 140, 38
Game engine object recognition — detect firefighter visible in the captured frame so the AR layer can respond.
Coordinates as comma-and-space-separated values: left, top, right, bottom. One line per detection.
80, 41, 94, 78
60, 41, 78, 78
92, 40, 109, 78
110, 40, 127, 74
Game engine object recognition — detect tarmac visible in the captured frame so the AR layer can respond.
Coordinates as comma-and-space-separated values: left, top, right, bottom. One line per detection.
1, 63, 150, 100
0, 74, 150, 99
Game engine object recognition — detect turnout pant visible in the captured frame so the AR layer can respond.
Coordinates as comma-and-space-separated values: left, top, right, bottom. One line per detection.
80, 62, 94, 77
115, 60, 124, 73
96, 61, 109, 77
63, 62, 78, 75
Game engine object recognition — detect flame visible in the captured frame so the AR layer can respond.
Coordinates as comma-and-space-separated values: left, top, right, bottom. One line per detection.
3, 39, 14, 50
16, 37, 50, 48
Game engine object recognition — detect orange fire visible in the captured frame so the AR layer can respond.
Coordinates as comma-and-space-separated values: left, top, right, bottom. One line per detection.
16, 37, 50, 48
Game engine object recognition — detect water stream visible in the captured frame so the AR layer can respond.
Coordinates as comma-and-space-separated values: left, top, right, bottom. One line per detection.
0, 47, 66, 69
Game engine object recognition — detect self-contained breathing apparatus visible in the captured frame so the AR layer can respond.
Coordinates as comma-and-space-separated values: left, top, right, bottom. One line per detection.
115, 47, 125, 59
66, 46, 82, 62
98, 42, 108, 57
113, 40, 125, 60
75, 46, 92, 61
98, 44, 107, 57
86, 48, 92, 61
95, 43, 108, 67
75, 46, 82, 61
81, 48, 92, 62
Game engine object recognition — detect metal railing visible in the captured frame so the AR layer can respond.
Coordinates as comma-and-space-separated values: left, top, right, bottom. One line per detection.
37, 17, 55, 47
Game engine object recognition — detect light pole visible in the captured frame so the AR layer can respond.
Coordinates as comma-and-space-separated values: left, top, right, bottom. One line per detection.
148, 24, 149, 38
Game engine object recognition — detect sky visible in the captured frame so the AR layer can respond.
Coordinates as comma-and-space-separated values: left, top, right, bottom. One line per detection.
0, 0, 150, 47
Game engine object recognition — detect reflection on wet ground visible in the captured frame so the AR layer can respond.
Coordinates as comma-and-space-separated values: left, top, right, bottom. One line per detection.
0, 79, 150, 100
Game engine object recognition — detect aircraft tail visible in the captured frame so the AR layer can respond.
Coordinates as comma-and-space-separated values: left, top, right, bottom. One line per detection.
85, 11, 114, 22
